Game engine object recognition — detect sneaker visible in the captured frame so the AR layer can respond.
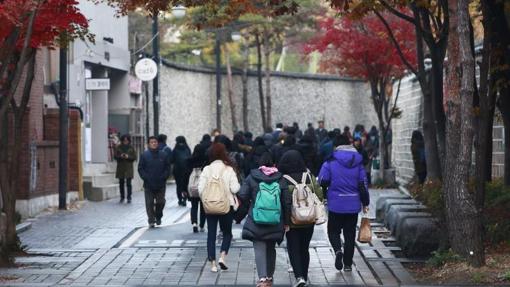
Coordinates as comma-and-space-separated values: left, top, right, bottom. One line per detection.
200, 227, 205, 232
149, 223, 155, 228
119, 198, 125, 203
156, 218, 162, 226
218, 258, 228, 270
127, 199, 131, 204
294, 277, 306, 287
335, 251, 344, 271
210, 262, 218, 273
193, 224, 198, 233
256, 278, 269, 287
343, 265, 352, 272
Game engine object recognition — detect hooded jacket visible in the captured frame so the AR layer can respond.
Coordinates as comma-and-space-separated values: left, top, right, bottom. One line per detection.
238, 168, 291, 243
318, 145, 369, 214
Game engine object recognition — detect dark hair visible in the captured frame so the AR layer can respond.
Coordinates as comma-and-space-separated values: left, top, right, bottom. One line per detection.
209, 143, 233, 167
411, 130, 424, 143
157, 134, 167, 143
283, 135, 296, 147
148, 136, 158, 143
318, 120, 324, 124
276, 123, 283, 129
202, 134, 211, 142
244, 131, 253, 139
334, 135, 350, 147
253, 136, 265, 147
293, 122, 299, 128
344, 126, 350, 132
214, 135, 232, 151
176, 136, 187, 144
120, 134, 131, 143
327, 131, 336, 139
258, 152, 274, 167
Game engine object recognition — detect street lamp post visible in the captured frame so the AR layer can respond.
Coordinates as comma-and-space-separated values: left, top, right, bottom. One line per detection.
215, 32, 222, 131
152, 13, 160, 136
151, 6, 186, 137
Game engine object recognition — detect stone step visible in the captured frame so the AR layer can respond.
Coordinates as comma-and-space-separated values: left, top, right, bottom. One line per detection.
85, 184, 119, 202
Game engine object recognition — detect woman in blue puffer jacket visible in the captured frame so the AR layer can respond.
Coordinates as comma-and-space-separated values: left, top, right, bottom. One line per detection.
318, 134, 370, 272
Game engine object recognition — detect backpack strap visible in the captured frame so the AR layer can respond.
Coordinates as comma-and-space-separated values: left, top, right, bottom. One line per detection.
301, 172, 308, 185
283, 175, 299, 187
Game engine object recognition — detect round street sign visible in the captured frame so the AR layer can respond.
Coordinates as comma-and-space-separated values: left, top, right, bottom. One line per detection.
135, 58, 158, 81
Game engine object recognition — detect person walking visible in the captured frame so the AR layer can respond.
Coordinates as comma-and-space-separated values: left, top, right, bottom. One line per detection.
411, 130, 427, 184
188, 144, 208, 233
318, 135, 369, 272
239, 152, 291, 287
172, 136, 191, 207
138, 136, 171, 228
157, 134, 173, 163
114, 135, 136, 203
315, 120, 328, 144
198, 143, 240, 273
278, 150, 323, 287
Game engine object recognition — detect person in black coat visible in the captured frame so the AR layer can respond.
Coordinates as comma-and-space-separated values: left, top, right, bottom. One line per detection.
138, 136, 171, 227
238, 152, 291, 286
172, 136, 191, 207
278, 150, 321, 285
245, 137, 269, 173
187, 143, 208, 232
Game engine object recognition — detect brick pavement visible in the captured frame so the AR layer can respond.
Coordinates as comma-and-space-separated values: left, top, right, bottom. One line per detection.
0, 186, 417, 286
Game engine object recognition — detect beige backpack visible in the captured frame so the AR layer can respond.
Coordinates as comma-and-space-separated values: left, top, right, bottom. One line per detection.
201, 167, 230, 215
284, 172, 317, 225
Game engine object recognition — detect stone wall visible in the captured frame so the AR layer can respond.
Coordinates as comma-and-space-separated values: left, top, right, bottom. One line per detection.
391, 74, 506, 184
156, 61, 378, 147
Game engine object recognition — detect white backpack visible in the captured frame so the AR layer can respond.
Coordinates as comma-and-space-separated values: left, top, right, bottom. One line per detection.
201, 167, 230, 215
188, 168, 202, 198
284, 172, 317, 225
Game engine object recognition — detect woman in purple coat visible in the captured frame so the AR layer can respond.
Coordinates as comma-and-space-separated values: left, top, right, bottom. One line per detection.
318, 135, 370, 272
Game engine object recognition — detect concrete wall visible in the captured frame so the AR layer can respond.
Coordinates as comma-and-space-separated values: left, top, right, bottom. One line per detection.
156, 62, 378, 148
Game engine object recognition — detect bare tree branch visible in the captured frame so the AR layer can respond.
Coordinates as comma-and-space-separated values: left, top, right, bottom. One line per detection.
374, 10, 418, 76
379, 0, 416, 24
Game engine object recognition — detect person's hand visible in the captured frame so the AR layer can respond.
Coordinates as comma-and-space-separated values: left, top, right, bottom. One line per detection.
363, 206, 369, 214
284, 225, 290, 232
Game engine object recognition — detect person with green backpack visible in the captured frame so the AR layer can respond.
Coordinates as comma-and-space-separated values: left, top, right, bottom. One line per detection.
238, 152, 292, 287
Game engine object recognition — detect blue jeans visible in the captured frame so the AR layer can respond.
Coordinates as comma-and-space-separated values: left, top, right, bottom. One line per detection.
206, 209, 233, 261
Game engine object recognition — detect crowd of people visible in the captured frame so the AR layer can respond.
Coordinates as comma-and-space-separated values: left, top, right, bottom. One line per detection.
115, 121, 377, 287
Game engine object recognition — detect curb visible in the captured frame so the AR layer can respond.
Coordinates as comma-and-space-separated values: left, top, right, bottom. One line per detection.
16, 222, 32, 233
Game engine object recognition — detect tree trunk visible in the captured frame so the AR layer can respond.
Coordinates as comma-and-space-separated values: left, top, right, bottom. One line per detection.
412, 8, 443, 181
224, 45, 238, 134
0, 50, 36, 264
443, 0, 484, 267
370, 80, 389, 183
475, 0, 497, 208
255, 31, 267, 132
241, 41, 249, 132
263, 27, 272, 129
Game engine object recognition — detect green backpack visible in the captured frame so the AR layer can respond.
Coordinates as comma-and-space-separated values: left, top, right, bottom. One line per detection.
252, 181, 281, 225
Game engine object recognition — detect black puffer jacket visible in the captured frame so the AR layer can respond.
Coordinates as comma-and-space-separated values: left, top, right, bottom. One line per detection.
239, 169, 291, 243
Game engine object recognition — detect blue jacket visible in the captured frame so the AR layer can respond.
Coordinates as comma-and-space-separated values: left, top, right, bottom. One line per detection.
318, 146, 369, 214
138, 149, 171, 191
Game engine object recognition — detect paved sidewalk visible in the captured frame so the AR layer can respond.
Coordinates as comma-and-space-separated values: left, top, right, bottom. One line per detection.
0, 186, 416, 286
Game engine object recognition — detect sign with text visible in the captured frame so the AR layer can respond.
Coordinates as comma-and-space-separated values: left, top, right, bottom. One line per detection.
135, 58, 158, 81
85, 78, 110, 91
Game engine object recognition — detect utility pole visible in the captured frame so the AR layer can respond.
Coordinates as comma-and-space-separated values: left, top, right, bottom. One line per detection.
58, 46, 68, 210
152, 13, 160, 136
215, 32, 222, 131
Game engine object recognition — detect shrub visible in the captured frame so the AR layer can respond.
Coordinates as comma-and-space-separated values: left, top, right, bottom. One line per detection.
484, 179, 510, 245
426, 249, 461, 267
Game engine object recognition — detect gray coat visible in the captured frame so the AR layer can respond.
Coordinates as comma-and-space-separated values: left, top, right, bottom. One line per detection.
238, 169, 292, 243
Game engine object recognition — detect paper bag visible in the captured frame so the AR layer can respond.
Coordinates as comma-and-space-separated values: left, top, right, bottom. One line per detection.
357, 217, 372, 243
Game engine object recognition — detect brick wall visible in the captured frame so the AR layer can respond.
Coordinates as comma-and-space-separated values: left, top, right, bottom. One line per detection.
43, 109, 81, 192
8, 50, 81, 200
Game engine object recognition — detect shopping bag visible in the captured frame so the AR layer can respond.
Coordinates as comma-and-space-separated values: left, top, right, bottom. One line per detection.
357, 215, 372, 243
